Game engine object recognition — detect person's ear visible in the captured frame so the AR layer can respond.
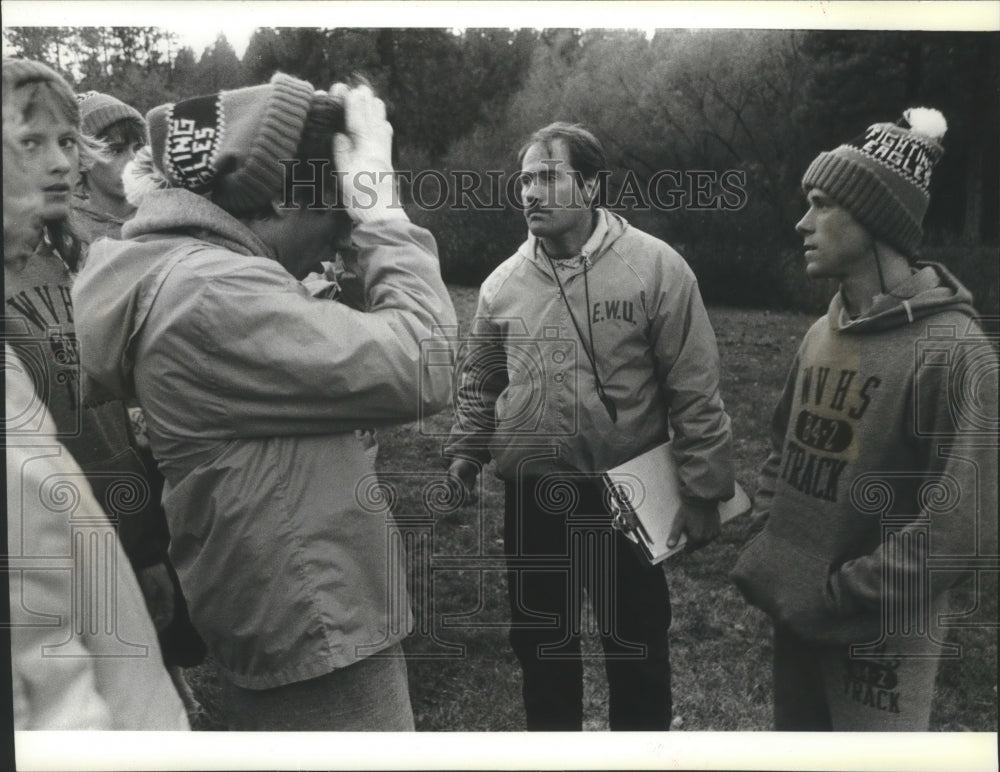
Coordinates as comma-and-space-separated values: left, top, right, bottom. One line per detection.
581, 175, 598, 206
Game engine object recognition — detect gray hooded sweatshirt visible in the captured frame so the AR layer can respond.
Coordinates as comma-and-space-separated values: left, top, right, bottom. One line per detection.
732, 263, 998, 646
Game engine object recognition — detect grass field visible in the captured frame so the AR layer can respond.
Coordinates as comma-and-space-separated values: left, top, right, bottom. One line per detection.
187, 284, 998, 733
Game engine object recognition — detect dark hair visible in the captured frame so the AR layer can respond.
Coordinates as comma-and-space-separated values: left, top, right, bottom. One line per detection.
517, 122, 607, 190
99, 117, 147, 148
46, 219, 83, 271
295, 91, 345, 161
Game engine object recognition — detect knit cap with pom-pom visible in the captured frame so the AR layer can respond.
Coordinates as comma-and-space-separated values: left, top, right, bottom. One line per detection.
802, 107, 947, 257
145, 72, 315, 215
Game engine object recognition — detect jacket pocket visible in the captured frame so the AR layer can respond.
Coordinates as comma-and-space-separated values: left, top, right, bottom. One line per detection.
731, 529, 844, 643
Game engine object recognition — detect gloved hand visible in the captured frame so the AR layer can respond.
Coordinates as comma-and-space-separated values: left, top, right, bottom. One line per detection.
330, 83, 407, 224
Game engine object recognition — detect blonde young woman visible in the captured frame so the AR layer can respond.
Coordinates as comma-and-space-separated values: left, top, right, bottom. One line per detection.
4, 55, 188, 730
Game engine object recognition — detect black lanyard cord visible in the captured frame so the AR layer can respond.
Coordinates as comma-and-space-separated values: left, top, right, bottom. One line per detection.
544, 246, 618, 423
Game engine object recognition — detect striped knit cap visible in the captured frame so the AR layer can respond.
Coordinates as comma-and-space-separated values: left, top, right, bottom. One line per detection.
146, 72, 315, 214
802, 107, 947, 257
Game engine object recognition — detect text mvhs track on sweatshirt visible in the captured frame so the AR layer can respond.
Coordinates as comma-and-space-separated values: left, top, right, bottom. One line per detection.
782, 365, 881, 503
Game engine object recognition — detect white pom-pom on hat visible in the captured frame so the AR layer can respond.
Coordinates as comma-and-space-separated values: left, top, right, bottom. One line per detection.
123, 146, 170, 208
903, 107, 947, 142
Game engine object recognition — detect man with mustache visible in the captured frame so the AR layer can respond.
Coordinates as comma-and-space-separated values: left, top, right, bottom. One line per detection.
445, 122, 734, 730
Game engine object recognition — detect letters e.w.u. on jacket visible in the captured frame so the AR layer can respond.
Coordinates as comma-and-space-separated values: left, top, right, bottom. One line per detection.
71, 187, 457, 689
446, 208, 734, 503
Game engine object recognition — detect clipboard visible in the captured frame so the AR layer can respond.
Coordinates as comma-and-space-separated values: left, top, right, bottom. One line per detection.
603, 440, 751, 563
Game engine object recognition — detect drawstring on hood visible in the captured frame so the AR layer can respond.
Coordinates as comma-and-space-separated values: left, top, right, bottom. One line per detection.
830, 262, 977, 333
544, 244, 618, 423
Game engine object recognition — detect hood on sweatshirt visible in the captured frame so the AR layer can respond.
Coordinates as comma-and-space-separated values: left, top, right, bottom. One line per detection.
518, 207, 629, 274
72, 187, 276, 401
830, 262, 979, 334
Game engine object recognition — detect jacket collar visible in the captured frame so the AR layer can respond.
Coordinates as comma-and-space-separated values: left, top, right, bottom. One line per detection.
122, 188, 275, 260
524, 208, 623, 279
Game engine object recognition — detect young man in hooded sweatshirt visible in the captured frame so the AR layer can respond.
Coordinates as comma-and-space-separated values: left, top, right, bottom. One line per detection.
731, 108, 998, 731
72, 77, 457, 730
445, 122, 735, 730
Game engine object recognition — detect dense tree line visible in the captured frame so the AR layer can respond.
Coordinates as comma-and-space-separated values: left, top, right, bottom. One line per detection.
5, 26, 997, 314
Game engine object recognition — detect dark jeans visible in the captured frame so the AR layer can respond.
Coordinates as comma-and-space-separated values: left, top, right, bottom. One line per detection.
135, 444, 206, 668
503, 475, 672, 731
772, 624, 833, 731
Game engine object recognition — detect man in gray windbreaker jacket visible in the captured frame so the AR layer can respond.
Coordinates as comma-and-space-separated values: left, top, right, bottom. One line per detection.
72, 77, 456, 730
446, 122, 734, 730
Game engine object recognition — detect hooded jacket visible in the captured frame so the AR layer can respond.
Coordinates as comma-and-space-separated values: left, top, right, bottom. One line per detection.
446, 208, 734, 502
71, 187, 456, 688
732, 263, 998, 645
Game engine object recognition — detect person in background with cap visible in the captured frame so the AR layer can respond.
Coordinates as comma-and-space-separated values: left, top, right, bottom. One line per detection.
731, 107, 998, 730
71, 74, 457, 730
72, 90, 147, 252
72, 88, 209, 723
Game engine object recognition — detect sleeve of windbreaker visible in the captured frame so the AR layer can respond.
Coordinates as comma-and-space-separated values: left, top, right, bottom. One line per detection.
177, 219, 457, 436
443, 289, 507, 466
751, 351, 799, 530
832, 332, 999, 616
648, 262, 734, 502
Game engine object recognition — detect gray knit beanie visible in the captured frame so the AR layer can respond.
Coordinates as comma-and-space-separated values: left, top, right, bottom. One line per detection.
2, 57, 79, 125
145, 72, 316, 215
802, 107, 947, 257
75, 90, 145, 138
